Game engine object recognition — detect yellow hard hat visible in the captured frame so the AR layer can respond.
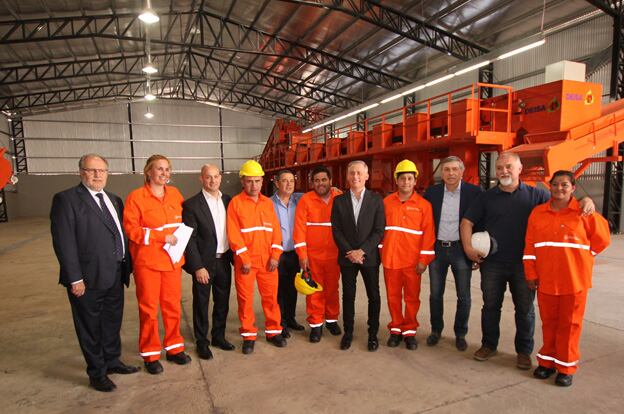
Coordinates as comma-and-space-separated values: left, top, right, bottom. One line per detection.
394, 159, 419, 179
239, 160, 265, 177
294, 270, 323, 295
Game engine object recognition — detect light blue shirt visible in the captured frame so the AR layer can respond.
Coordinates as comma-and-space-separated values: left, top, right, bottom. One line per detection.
438, 181, 461, 241
271, 192, 303, 252
350, 188, 366, 224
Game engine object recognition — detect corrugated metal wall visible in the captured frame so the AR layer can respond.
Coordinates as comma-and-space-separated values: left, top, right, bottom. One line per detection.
22, 100, 273, 174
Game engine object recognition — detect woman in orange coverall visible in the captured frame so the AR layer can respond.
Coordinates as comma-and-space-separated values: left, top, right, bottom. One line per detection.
123, 154, 191, 375
523, 170, 610, 387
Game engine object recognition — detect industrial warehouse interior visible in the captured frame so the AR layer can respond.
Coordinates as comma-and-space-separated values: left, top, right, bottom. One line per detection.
1, 0, 624, 413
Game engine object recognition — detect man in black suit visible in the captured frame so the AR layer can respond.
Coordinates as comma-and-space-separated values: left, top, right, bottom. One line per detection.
331, 160, 385, 351
50, 154, 138, 393
183, 164, 235, 360
423, 156, 482, 351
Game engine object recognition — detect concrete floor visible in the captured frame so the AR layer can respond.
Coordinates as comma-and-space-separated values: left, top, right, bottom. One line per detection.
1, 217, 624, 414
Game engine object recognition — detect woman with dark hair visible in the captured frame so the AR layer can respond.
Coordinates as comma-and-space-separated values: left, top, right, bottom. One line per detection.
523, 170, 610, 386
124, 154, 191, 374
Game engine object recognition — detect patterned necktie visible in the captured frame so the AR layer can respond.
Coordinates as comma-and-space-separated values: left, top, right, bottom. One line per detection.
96, 193, 124, 262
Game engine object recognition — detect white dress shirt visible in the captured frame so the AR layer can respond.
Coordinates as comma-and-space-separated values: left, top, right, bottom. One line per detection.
350, 187, 366, 224
202, 189, 229, 254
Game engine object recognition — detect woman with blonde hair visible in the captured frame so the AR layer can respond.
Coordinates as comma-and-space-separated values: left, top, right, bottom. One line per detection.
124, 154, 191, 374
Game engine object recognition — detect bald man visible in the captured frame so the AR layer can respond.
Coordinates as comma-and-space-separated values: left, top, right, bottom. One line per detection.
183, 165, 235, 360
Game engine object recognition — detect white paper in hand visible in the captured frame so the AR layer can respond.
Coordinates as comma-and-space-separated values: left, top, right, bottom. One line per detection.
163, 223, 193, 264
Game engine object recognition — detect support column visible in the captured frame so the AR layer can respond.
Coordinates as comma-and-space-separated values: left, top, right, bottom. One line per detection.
603, 10, 624, 233
10, 117, 26, 173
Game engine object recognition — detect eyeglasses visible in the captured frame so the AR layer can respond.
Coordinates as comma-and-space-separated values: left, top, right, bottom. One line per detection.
81, 168, 108, 174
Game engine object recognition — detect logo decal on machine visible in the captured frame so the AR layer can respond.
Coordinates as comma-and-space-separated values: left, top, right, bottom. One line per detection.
585, 90, 594, 105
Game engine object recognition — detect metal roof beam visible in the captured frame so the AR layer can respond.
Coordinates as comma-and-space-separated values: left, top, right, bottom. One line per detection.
585, 0, 622, 16
0, 76, 323, 121
0, 11, 407, 89
277, 0, 489, 60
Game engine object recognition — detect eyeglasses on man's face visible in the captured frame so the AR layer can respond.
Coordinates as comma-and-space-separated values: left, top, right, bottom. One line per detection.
81, 168, 108, 174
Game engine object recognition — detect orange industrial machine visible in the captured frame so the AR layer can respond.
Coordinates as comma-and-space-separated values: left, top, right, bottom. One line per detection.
259, 79, 624, 195
0, 147, 15, 191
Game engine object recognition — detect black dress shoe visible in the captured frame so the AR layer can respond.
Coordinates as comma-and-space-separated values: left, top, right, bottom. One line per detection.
144, 360, 164, 375
242, 340, 255, 355
555, 373, 573, 387
166, 351, 192, 365
197, 343, 213, 360
287, 320, 305, 331
533, 366, 557, 380
340, 334, 352, 350
387, 334, 402, 347
368, 336, 379, 352
426, 332, 440, 346
455, 337, 468, 352
267, 334, 287, 347
281, 327, 291, 339
89, 375, 116, 392
310, 327, 322, 343
325, 322, 342, 336
212, 338, 235, 351
107, 361, 140, 375
405, 336, 418, 350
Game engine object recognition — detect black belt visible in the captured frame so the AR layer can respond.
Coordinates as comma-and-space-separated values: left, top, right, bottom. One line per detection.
438, 240, 460, 247
215, 250, 231, 259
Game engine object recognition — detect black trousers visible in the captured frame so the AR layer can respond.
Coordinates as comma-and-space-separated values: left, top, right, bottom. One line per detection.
277, 251, 299, 326
192, 255, 232, 345
67, 273, 124, 379
340, 265, 381, 336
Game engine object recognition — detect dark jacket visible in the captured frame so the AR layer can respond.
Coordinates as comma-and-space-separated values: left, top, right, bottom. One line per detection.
50, 184, 131, 289
182, 191, 232, 275
423, 181, 483, 239
331, 189, 385, 267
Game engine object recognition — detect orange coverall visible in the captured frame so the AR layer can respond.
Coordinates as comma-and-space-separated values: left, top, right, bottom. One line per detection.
123, 185, 186, 362
523, 198, 610, 374
380, 191, 435, 337
293, 188, 341, 328
226, 191, 283, 340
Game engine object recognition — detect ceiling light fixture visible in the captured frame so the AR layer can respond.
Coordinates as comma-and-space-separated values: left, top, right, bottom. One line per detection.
401, 85, 426, 96
144, 110, 154, 119
425, 73, 455, 87
380, 94, 403, 104
454, 60, 491, 76
497, 39, 546, 60
139, 1, 159, 24
145, 93, 156, 101
142, 63, 158, 74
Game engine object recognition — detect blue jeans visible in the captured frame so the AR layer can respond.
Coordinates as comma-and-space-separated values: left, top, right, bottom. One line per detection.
480, 261, 535, 354
428, 241, 472, 338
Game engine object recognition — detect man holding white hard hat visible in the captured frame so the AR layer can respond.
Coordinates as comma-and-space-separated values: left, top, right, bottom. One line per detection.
460, 152, 594, 371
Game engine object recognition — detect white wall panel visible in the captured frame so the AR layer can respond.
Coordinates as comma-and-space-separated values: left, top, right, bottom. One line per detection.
0, 115, 9, 150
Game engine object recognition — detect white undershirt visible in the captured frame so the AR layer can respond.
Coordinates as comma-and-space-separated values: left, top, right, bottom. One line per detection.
202, 189, 229, 254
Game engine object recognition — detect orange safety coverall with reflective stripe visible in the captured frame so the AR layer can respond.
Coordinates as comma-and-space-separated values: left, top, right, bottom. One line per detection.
226, 191, 283, 340
380, 191, 436, 337
123, 185, 186, 361
523, 198, 610, 374
293, 188, 341, 327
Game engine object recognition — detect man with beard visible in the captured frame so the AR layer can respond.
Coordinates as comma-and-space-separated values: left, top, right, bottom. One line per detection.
293, 165, 343, 343
460, 151, 594, 371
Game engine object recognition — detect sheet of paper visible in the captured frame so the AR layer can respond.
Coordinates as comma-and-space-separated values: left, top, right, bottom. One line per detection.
163, 223, 193, 264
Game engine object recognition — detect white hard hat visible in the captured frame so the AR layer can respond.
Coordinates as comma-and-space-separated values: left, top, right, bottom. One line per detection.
471, 231, 497, 257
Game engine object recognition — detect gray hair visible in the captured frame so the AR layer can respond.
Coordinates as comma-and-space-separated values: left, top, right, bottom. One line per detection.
498, 151, 522, 164
78, 153, 108, 169
347, 160, 368, 173
440, 156, 465, 171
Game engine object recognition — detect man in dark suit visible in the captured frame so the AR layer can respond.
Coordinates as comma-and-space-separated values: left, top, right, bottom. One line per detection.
50, 154, 138, 393
424, 156, 482, 351
183, 164, 235, 360
331, 160, 385, 351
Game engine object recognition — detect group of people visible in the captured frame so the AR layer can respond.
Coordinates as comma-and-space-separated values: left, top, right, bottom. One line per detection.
50, 151, 610, 393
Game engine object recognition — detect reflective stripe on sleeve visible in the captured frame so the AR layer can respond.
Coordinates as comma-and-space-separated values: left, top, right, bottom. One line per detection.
378, 244, 383, 248
271, 244, 284, 250
236, 247, 248, 255
294, 242, 307, 248
420, 250, 435, 255
142, 223, 182, 245
306, 222, 332, 227
523, 255, 536, 260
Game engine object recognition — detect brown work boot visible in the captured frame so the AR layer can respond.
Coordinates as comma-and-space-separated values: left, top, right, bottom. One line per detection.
517, 353, 533, 370
473, 346, 498, 361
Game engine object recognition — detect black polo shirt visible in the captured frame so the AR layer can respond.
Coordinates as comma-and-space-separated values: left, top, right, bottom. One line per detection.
464, 182, 549, 264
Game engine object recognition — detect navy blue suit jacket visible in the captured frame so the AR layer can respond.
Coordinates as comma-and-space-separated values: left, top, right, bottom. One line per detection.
423, 181, 483, 239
